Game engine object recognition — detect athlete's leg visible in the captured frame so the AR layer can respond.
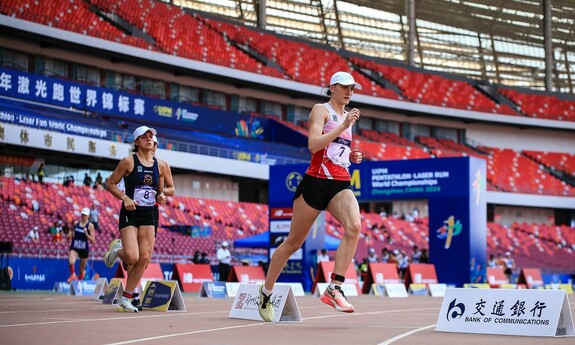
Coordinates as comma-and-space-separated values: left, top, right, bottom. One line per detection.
78, 257, 87, 280
264, 195, 321, 291
325, 189, 361, 282
68, 250, 79, 282
124, 225, 155, 293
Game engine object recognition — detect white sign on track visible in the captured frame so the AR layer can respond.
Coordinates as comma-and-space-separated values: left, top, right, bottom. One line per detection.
229, 284, 301, 322
436, 288, 574, 337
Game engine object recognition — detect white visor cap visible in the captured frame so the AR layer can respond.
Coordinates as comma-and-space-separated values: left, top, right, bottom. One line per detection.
329, 71, 362, 90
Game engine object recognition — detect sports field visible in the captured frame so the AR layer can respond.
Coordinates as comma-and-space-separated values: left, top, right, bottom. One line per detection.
1, 291, 573, 345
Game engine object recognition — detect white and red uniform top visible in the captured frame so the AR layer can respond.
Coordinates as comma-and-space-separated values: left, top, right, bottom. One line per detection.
305, 103, 353, 181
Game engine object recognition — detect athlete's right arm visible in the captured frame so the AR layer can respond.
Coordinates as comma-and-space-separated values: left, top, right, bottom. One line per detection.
105, 156, 136, 211
307, 104, 348, 154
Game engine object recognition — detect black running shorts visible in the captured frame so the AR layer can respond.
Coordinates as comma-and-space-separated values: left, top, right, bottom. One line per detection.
119, 207, 156, 230
294, 174, 351, 211
70, 247, 89, 259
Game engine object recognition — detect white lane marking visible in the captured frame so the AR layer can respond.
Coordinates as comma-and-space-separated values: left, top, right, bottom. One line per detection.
102, 307, 441, 345
376, 324, 436, 345
0, 311, 222, 328
104, 323, 266, 345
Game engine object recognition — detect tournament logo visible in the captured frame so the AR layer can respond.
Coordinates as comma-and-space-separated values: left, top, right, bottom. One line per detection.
437, 215, 462, 249
285, 172, 302, 192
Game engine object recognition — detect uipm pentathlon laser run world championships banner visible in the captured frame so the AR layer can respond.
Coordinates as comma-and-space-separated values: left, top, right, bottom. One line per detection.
269, 156, 487, 289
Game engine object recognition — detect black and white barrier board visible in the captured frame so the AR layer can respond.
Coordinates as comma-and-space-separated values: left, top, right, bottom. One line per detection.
229, 284, 301, 322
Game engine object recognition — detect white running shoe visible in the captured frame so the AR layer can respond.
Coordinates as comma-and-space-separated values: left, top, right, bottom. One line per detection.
117, 296, 139, 313
104, 239, 122, 268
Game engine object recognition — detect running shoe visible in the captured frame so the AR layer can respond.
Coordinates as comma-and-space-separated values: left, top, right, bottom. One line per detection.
117, 296, 139, 313
258, 284, 274, 322
104, 239, 122, 268
131, 293, 143, 311
320, 285, 354, 313
66, 273, 78, 283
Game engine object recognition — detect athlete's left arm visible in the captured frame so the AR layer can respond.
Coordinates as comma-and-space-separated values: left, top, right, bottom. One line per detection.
87, 223, 96, 244
350, 148, 363, 164
155, 160, 167, 205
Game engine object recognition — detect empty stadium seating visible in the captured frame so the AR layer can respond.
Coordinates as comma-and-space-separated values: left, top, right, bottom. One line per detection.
523, 150, 575, 176
8, 0, 573, 123
480, 147, 575, 196
350, 57, 518, 116
499, 88, 575, 122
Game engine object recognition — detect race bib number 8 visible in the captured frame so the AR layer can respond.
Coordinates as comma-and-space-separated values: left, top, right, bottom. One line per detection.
73, 239, 87, 250
133, 187, 157, 207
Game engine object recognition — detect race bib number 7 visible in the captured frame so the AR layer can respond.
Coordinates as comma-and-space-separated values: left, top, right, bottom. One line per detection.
326, 140, 351, 168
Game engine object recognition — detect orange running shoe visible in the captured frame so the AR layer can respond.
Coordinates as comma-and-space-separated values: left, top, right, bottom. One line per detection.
67, 273, 78, 283
320, 285, 354, 313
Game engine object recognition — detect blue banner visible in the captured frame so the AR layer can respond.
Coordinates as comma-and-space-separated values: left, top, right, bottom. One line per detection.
6, 257, 116, 290
269, 157, 488, 288
363, 157, 470, 199
0, 67, 308, 147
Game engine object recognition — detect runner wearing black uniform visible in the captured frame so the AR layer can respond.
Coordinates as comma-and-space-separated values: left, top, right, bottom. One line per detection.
67, 207, 95, 282
104, 126, 168, 313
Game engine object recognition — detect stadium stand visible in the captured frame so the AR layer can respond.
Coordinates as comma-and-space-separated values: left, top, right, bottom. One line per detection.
2, 177, 572, 271
6, 0, 574, 123
499, 88, 575, 122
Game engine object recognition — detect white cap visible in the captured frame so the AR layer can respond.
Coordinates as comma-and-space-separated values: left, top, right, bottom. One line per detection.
81, 207, 91, 216
505, 251, 511, 256
221, 241, 229, 247
33, 226, 38, 230
152, 135, 158, 144
133, 126, 157, 140
330, 71, 362, 90
369, 248, 375, 253
393, 249, 400, 255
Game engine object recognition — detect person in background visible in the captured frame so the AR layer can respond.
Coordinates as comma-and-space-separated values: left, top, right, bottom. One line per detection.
199, 252, 210, 264
487, 253, 498, 268
258, 71, 364, 322
411, 245, 422, 264
25, 226, 40, 242
419, 248, 429, 263
89, 203, 100, 234
217, 241, 231, 281
37, 163, 45, 184
94, 173, 103, 188
83, 173, 93, 187
192, 250, 201, 264
367, 248, 378, 263
316, 248, 330, 263
48, 221, 62, 243
67, 207, 96, 282
380, 247, 390, 263
503, 251, 515, 283
397, 250, 410, 280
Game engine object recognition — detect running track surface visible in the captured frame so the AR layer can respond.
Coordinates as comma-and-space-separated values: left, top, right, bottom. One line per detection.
0, 291, 573, 345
